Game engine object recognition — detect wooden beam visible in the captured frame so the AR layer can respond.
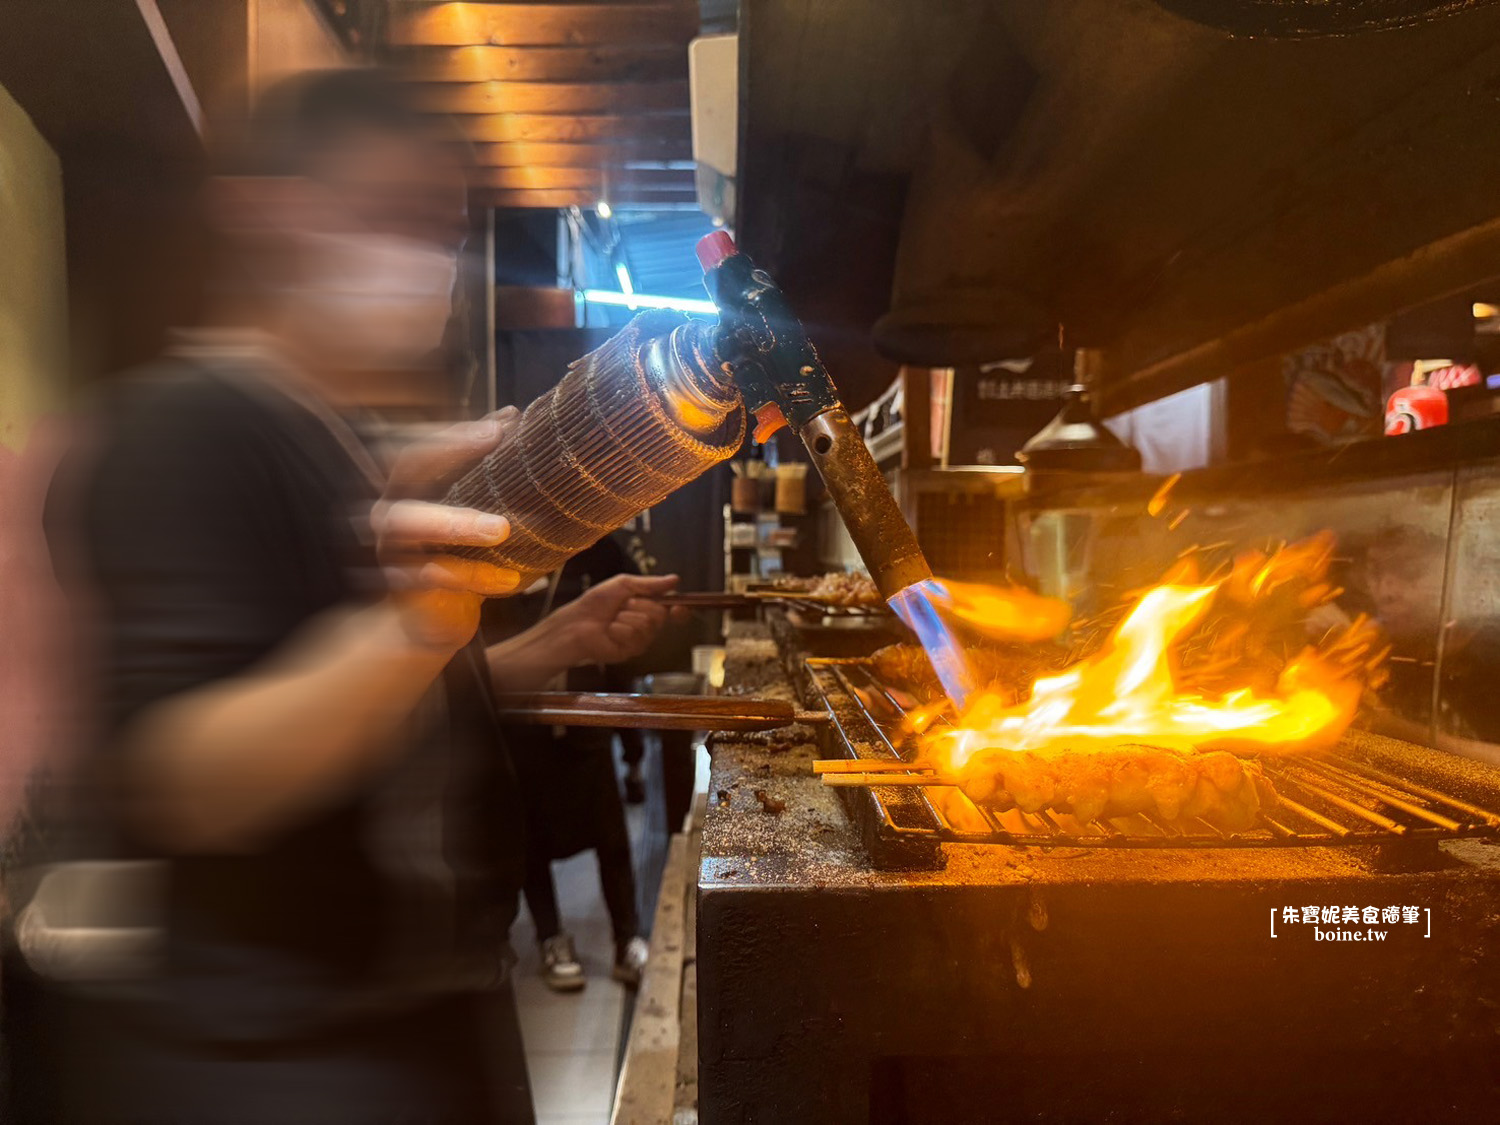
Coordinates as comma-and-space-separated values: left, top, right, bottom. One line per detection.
610, 835, 687, 1125
136, 0, 203, 135
471, 140, 693, 167
389, 3, 698, 48
409, 80, 688, 115
478, 188, 702, 210
402, 44, 688, 83
472, 166, 695, 191
898, 366, 934, 471
460, 113, 689, 144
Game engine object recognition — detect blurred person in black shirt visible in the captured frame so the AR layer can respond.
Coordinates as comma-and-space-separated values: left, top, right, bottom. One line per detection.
33, 69, 678, 1124
495, 535, 651, 993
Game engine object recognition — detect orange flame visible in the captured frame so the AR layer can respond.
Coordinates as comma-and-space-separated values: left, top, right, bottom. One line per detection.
920, 535, 1385, 774
922, 578, 1072, 643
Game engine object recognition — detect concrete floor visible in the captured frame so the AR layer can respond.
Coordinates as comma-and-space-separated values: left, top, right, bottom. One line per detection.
512, 738, 706, 1123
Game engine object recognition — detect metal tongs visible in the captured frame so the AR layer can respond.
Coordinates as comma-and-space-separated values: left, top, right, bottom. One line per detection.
491, 692, 829, 731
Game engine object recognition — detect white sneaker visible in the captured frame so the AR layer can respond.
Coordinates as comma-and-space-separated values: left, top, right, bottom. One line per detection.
612, 936, 649, 986
540, 933, 585, 992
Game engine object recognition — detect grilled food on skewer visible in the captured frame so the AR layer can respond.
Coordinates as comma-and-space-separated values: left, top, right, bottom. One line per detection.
768, 572, 882, 606
945, 744, 1276, 830
808, 571, 881, 606
870, 642, 943, 690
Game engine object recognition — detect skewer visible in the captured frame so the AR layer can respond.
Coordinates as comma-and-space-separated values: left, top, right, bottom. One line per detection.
812, 759, 933, 774
1294, 759, 1463, 831
494, 692, 829, 732
653, 592, 757, 608
820, 773, 954, 787
1332, 757, 1500, 826
651, 590, 888, 614
1272, 794, 1352, 836
1261, 815, 1300, 838
1278, 772, 1407, 834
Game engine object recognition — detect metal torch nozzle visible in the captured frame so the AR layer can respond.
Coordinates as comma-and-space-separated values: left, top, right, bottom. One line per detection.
797, 410, 933, 600
697, 233, 933, 602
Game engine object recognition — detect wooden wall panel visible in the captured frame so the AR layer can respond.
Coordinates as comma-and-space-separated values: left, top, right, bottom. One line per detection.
470, 139, 693, 166
460, 113, 690, 144
408, 44, 688, 83
410, 79, 689, 115
390, 3, 697, 48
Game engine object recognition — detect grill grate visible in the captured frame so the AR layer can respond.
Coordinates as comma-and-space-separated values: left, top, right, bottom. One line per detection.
806, 657, 1500, 852
774, 596, 890, 619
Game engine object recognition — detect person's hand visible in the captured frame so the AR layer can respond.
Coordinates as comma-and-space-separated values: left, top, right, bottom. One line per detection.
372, 409, 523, 652
545, 573, 687, 667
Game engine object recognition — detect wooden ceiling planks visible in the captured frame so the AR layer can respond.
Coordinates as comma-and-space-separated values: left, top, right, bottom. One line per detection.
459, 113, 690, 145
409, 79, 690, 114
406, 44, 689, 83
470, 140, 693, 167
471, 165, 695, 191
391, 1, 701, 210
389, 3, 698, 48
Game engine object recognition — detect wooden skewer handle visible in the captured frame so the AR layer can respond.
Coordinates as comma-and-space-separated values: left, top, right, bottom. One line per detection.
813, 758, 934, 774
493, 692, 829, 732
653, 592, 756, 608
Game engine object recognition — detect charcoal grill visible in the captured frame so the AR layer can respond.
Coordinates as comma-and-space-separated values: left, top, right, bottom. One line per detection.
805, 656, 1500, 868
698, 621, 1500, 1123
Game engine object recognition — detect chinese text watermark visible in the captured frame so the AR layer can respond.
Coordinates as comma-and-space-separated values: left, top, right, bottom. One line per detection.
1270, 905, 1431, 939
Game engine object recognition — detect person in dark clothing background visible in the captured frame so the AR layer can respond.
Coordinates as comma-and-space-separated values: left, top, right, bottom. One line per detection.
30, 69, 680, 1124
498, 535, 651, 991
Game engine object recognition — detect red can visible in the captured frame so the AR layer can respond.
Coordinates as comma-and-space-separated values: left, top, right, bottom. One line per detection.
1385, 384, 1448, 435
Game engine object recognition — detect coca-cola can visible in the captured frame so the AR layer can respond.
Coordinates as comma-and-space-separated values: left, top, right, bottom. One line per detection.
1385, 385, 1448, 435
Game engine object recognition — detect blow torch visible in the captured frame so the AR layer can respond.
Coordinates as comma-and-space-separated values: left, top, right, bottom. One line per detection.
447, 232, 963, 704
448, 232, 940, 638
695, 232, 934, 602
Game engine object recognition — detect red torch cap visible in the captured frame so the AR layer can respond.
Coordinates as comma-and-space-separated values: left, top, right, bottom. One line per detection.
696, 230, 738, 273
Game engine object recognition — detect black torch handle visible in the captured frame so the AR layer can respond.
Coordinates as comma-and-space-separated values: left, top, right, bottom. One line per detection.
700, 246, 839, 432
698, 233, 933, 601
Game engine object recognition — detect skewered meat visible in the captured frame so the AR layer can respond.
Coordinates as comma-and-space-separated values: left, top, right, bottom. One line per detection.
870, 643, 941, 690
808, 571, 881, 606
769, 572, 882, 605
947, 744, 1276, 830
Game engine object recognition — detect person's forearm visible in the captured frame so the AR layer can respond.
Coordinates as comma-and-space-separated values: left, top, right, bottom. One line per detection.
485, 619, 581, 693
125, 600, 454, 853
486, 572, 676, 690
